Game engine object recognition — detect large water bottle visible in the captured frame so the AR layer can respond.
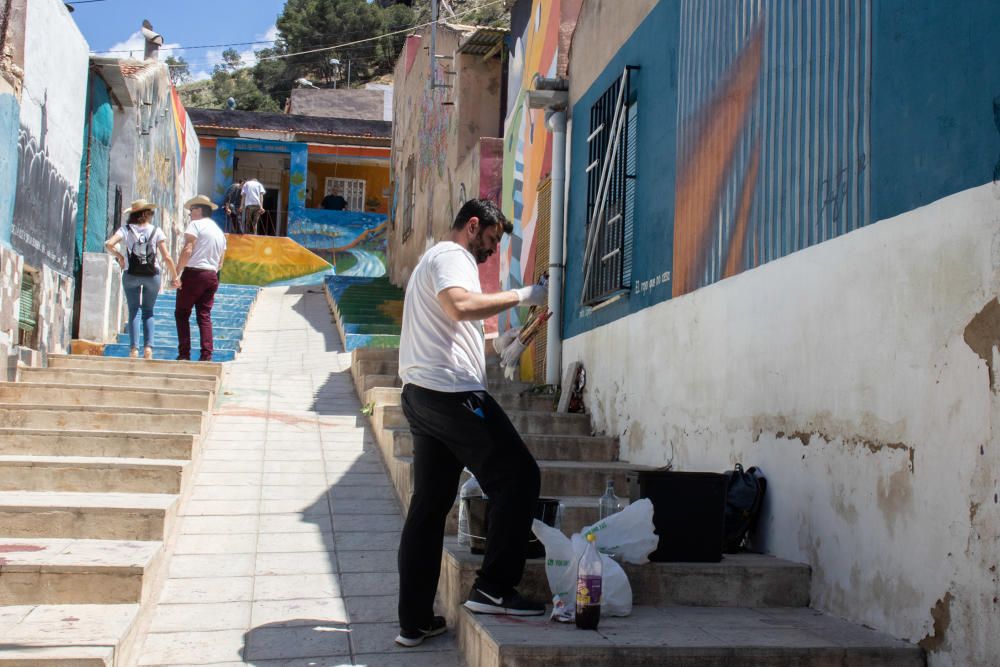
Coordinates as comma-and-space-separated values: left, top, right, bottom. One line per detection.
457, 470, 481, 547
598, 479, 623, 521
575, 532, 603, 630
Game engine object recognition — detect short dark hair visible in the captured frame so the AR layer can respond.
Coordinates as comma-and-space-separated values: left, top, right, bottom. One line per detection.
127, 209, 151, 225
452, 198, 512, 234
193, 204, 214, 216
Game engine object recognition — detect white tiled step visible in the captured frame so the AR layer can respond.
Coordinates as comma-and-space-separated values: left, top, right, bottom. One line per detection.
460, 606, 924, 667
0, 603, 140, 666
0, 455, 189, 494
0, 382, 213, 411
0, 491, 177, 540
47, 354, 223, 378
0, 404, 205, 435
18, 367, 219, 393
0, 428, 198, 460
0, 538, 163, 605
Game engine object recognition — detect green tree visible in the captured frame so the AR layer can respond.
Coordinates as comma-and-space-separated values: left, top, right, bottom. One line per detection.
276, 0, 384, 85
377, 2, 414, 74
165, 55, 191, 85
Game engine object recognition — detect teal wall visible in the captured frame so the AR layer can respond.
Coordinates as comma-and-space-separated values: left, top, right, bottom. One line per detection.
0, 93, 20, 246
74, 75, 114, 273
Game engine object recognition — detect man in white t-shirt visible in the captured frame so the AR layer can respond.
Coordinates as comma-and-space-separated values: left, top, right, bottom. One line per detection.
394, 199, 548, 648
173, 195, 227, 361
241, 177, 266, 235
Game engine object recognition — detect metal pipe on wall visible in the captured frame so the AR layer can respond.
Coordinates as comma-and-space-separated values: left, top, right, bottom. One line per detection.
545, 109, 566, 386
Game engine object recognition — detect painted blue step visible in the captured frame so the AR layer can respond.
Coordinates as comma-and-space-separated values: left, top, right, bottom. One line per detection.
103, 344, 236, 362
115, 334, 242, 351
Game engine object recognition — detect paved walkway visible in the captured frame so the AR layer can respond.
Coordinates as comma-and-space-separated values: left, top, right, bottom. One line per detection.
136, 286, 463, 666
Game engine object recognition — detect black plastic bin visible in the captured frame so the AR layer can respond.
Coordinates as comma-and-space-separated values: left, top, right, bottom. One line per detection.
626, 470, 726, 562
466, 497, 560, 558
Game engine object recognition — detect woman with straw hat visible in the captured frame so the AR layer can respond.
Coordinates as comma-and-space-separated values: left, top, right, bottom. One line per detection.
104, 199, 179, 359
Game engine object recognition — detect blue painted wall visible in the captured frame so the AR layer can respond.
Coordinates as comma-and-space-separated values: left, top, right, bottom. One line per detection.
563, 0, 1000, 340
564, 0, 679, 339
74, 75, 114, 272
870, 0, 1000, 222
212, 138, 308, 231
0, 93, 20, 246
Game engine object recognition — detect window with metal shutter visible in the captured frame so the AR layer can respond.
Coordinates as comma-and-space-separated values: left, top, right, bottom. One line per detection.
18, 270, 36, 332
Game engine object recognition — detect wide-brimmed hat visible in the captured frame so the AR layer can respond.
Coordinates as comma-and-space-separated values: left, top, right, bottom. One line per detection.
184, 195, 218, 211
123, 199, 157, 215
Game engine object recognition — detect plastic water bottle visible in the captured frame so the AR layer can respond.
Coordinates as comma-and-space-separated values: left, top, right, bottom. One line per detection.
457, 471, 481, 547
598, 479, 623, 520
575, 532, 602, 630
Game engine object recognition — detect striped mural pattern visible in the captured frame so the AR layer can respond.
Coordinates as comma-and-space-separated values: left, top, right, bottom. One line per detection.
675, 0, 872, 292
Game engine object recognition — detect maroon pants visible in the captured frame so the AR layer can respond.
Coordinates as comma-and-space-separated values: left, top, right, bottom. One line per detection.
175, 268, 219, 361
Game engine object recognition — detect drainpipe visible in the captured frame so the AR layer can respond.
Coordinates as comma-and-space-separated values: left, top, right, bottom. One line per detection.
545, 109, 566, 386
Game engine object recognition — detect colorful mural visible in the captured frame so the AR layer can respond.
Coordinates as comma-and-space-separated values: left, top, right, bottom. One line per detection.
500, 0, 581, 331
220, 234, 331, 286
288, 210, 388, 279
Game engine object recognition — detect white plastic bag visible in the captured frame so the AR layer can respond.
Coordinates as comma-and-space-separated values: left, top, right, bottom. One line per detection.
531, 499, 659, 622
581, 497, 659, 564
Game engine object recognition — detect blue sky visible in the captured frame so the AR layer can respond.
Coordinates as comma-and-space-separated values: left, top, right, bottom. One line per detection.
69, 0, 288, 80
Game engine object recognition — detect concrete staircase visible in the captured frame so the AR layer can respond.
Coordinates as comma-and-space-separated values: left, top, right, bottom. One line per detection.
104, 283, 261, 362
351, 347, 926, 667
0, 354, 221, 666
324, 275, 403, 351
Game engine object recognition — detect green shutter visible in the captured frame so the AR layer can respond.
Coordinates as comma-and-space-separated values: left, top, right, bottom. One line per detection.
18, 271, 36, 332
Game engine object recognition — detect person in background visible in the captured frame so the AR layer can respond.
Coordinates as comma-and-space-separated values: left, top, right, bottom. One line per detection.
394, 198, 548, 649
104, 198, 178, 360
241, 176, 266, 234
321, 184, 348, 211
223, 179, 244, 233
173, 195, 227, 362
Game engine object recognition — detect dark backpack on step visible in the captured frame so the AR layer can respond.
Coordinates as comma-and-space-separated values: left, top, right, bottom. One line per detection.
125, 225, 158, 276
722, 464, 766, 552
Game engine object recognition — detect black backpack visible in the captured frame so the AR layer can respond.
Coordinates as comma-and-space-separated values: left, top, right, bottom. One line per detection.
125, 225, 158, 276
722, 464, 767, 552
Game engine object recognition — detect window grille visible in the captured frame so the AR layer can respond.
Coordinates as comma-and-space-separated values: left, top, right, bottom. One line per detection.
17, 269, 37, 348
581, 67, 638, 306
324, 177, 366, 211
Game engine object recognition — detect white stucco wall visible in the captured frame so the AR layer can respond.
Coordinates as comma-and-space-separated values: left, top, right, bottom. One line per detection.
19, 0, 88, 182
563, 183, 1000, 665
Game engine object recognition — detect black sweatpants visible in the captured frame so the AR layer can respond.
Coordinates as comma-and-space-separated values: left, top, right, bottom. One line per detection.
397, 383, 541, 631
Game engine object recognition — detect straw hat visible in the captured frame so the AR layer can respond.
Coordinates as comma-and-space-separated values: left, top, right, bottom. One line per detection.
123, 199, 157, 215
184, 195, 218, 211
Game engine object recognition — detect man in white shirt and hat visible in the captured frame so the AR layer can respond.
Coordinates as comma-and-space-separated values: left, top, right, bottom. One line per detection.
173, 195, 227, 361
241, 176, 266, 235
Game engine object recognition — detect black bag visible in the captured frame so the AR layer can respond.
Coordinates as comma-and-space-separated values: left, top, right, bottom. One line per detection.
125, 225, 158, 276
722, 464, 766, 553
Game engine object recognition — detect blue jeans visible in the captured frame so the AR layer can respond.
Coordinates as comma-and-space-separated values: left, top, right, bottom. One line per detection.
122, 272, 160, 350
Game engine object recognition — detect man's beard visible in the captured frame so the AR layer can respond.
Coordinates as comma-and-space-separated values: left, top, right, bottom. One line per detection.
469, 230, 494, 264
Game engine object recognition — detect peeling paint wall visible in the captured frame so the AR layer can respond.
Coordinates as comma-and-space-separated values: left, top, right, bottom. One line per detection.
564, 183, 1000, 666
388, 25, 504, 290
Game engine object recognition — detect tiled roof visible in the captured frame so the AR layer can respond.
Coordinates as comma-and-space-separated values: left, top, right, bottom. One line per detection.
187, 107, 392, 140
288, 89, 385, 121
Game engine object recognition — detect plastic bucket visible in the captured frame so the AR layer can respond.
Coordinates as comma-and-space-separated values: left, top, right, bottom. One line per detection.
465, 496, 560, 558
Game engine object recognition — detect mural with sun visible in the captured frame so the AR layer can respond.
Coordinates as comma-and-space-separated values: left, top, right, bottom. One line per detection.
220, 234, 331, 286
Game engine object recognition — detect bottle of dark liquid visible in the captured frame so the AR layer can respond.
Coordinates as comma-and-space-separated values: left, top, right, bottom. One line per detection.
575, 532, 602, 630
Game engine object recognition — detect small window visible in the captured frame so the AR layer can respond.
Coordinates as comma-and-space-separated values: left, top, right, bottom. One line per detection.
581, 67, 638, 306
324, 177, 366, 211
17, 268, 38, 348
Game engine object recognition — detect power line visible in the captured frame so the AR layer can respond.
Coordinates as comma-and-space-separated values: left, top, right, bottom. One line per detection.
257, 0, 504, 62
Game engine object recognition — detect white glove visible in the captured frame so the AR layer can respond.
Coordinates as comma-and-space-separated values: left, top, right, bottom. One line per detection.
512, 284, 547, 307
499, 338, 526, 381
493, 327, 522, 356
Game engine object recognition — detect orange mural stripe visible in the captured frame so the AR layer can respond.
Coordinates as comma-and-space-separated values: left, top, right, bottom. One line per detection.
723, 138, 761, 280
673, 25, 764, 297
